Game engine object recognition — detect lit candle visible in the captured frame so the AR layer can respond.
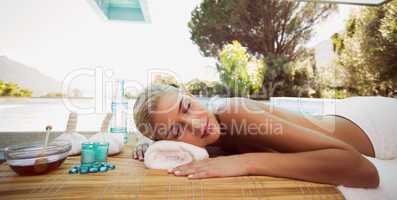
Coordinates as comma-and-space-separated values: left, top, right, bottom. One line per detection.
81, 143, 95, 166
94, 142, 109, 164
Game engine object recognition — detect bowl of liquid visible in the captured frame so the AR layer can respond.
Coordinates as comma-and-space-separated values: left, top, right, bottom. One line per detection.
5, 140, 71, 175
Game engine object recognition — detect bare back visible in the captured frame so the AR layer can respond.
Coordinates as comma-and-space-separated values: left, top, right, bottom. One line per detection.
211, 98, 375, 157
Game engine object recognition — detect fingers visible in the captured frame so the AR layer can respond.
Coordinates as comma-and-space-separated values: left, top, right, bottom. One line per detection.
173, 167, 198, 176
133, 151, 138, 159
170, 162, 195, 173
137, 148, 144, 161
168, 162, 210, 178
142, 143, 149, 152
167, 158, 219, 179
188, 171, 212, 179
133, 143, 149, 161
133, 145, 140, 160
170, 167, 213, 179
170, 159, 209, 173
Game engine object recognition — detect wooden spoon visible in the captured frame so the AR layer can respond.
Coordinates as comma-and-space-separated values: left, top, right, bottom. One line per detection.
33, 125, 52, 173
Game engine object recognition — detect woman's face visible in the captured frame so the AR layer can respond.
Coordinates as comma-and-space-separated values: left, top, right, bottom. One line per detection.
150, 91, 221, 147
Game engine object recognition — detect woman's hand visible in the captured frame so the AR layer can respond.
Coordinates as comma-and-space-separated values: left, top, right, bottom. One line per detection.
133, 143, 150, 161
168, 155, 251, 179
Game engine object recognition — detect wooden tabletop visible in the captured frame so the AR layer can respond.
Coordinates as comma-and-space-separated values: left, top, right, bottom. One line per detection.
0, 145, 344, 200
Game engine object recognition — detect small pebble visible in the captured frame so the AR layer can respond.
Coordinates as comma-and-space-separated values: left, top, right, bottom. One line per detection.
80, 166, 89, 174
99, 166, 108, 172
68, 163, 115, 175
89, 167, 98, 173
69, 168, 78, 174
106, 164, 115, 170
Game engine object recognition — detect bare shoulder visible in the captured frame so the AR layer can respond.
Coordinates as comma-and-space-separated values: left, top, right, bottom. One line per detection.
213, 97, 282, 153
215, 97, 267, 120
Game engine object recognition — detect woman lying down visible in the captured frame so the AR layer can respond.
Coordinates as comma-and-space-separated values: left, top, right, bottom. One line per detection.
132, 84, 397, 199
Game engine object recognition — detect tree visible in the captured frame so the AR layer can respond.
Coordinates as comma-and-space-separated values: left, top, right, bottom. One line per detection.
207, 81, 228, 96
189, 0, 335, 59
152, 74, 180, 88
185, 79, 228, 96
189, 0, 335, 97
19, 89, 32, 97
0, 80, 32, 97
2, 82, 18, 96
215, 40, 317, 99
0, 80, 4, 96
217, 41, 253, 97
186, 79, 210, 96
332, 0, 397, 96
258, 50, 317, 98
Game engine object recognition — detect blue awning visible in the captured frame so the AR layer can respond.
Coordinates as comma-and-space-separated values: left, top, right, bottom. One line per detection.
91, 0, 150, 23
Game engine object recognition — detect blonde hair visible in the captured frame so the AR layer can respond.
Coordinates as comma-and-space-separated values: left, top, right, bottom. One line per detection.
133, 84, 179, 140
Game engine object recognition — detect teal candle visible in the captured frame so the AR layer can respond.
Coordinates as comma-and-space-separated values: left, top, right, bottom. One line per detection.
81, 143, 95, 166
94, 142, 109, 164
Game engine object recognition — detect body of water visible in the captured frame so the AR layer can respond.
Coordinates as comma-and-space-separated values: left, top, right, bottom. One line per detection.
0, 97, 338, 133
0, 98, 136, 132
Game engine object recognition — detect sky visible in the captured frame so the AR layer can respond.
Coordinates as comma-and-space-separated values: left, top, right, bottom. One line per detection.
0, 0, 355, 95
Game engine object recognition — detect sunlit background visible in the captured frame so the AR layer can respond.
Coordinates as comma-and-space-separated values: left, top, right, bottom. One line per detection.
0, 0, 354, 96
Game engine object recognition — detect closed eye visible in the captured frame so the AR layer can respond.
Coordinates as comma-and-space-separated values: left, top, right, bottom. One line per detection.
170, 124, 181, 139
182, 100, 191, 113
176, 126, 181, 139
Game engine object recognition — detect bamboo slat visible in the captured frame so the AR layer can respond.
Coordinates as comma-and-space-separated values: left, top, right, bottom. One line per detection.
0, 145, 344, 200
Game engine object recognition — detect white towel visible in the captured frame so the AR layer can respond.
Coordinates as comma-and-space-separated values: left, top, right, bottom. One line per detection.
337, 155, 397, 200
323, 96, 397, 159
144, 141, 209, 170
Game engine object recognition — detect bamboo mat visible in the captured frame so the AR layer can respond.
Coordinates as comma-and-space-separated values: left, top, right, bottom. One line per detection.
0, 145, 344, 200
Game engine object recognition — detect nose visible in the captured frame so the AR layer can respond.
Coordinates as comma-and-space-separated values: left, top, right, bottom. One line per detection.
179, 115, 206, 136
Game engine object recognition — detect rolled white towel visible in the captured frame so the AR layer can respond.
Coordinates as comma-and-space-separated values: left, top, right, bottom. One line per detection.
144, 141, 209, 170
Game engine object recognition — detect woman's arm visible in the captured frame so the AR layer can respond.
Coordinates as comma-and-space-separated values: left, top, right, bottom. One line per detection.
171, 149, 378, 188
243, 150, 379, 188
226, 98, 379, 188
